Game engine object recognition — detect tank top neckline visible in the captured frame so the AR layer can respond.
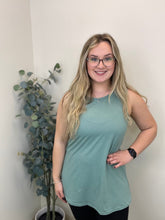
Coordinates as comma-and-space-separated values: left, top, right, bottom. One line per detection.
92, 91, 114, 101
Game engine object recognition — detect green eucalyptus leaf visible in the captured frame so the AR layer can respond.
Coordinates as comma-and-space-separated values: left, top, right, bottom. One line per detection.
34, 158, 42, 166
23, 104, 33, 116
39, 103, 47, 112
54, 63, 60, 70
36, 98, 44, 105
25, 108, 33, 116
27, 80, 33, 86
27, 72, 33, 77
30, 101, 37, 107
48, 142, 53, 148
39, 141, 43, 147
24, 122, 29, 128
40, 121, 47, 128
32, 121, 39, 128
47, 135, 53, 141
20, 81, 27, 89
42, 143, 49, 149
28, 94, 35, 101
32, 149, 40, 157
54, 63, 61, 73
28, 94, 36, 107
47, 162, 52, 169
31, 114, 38, 120
33, 166, 44, 176
13, 84, 20, 91
15, 114, 21, 117
42, 128, 48, 136
43, 151, 49, 159
29, 126, 36, 134
19, 70, 25, 76
36, 188, 42, 196
36, 178, 43, 186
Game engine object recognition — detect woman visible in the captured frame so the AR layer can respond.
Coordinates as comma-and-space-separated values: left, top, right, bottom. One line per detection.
52, 33, 157, 220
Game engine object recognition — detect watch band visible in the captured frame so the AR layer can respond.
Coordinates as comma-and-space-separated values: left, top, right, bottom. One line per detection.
128, 148, 137, 159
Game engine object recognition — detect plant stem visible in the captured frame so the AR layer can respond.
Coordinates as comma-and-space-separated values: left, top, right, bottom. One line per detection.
46, 172, 51, 220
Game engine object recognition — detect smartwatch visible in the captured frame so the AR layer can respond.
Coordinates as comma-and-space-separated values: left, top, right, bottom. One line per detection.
128, 148, 137, 159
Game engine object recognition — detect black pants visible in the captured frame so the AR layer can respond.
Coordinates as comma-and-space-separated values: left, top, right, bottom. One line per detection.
69, 204, 129, 220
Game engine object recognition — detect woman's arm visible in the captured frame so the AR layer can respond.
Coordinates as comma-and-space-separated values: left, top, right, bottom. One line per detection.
106, 90, 157, 168
52, 98, 68, 202
127, 89, 157, 155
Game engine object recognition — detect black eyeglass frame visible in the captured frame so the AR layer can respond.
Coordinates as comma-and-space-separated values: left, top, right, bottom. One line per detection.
86, 56, 116, 67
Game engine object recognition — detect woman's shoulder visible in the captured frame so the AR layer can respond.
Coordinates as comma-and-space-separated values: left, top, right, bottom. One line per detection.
57, 91, 72, 117
127, 89, 145, 103
127, 89, 147, 115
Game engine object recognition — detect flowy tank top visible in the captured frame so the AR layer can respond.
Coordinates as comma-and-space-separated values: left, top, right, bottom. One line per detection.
61, 92, 131, 215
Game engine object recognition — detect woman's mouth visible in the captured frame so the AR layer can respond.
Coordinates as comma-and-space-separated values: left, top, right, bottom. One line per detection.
94, 71, 107, 76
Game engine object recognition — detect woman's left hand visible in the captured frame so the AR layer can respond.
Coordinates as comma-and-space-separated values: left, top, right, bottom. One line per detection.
106, 150, 133, 168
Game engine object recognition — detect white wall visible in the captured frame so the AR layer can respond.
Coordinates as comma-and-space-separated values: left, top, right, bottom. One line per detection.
0, 0, 40, 219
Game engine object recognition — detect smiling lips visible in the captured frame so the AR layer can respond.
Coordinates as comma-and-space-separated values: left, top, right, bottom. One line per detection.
94, 71, 107, 76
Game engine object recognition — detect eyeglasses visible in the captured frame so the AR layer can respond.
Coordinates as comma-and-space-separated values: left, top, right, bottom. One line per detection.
87, 56, 115, 67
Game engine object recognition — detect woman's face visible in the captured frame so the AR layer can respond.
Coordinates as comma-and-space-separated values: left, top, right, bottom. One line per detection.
87, 41, 115, 86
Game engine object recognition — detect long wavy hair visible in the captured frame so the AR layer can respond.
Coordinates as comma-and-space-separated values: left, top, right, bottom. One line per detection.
62, 33, 145, 139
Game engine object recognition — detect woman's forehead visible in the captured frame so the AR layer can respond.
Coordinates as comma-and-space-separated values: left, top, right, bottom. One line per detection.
88, 41, 112, 57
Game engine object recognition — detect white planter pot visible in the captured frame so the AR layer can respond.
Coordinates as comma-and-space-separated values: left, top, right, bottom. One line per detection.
35, 205, 65, 220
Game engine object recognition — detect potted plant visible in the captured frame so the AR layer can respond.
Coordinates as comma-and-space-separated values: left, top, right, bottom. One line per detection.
13, 64, 65, 220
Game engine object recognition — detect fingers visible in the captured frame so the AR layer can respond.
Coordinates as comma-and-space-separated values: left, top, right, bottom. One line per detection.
55, 183, 67, 203
56, 191, 67, 203
106, 153, 119, 166
58, 190, 64, 199
106, 150, 133, 168
114, 163, 122, 169
59, 192, 67, 203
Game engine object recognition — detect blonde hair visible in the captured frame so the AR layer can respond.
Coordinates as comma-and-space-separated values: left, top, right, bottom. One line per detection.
62, 33, 146, 139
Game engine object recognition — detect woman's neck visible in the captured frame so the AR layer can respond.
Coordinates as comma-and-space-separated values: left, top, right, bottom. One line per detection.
91, 82, 112, 98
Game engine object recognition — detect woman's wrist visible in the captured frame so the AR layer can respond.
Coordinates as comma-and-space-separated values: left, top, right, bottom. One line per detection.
53, 180, 62, 184
53, 176, 62, 184
127, 147, 137, 159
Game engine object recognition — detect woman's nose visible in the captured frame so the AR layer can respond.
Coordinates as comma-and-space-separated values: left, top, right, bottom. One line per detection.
97, 59, 105, 68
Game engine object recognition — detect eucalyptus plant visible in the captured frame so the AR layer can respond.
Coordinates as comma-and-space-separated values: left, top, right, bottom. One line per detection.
13, 63, 61, 220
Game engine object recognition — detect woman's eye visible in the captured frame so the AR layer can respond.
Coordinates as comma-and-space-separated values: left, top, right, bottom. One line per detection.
90, 57, 98, 62
104, 57, 113, 61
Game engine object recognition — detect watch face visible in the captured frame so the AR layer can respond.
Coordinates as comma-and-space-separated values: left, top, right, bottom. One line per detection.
128, 148, 137, 159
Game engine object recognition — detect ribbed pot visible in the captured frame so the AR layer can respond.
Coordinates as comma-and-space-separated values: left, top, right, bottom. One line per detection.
35, 205, 65, 220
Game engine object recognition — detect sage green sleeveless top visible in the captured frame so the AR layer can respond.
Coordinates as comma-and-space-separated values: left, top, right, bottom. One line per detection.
61, 92, 131, 215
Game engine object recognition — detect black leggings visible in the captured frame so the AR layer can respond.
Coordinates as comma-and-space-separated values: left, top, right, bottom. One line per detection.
69, 204, 129, 220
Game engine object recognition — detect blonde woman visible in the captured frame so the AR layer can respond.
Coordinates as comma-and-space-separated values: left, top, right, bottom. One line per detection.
52, 33, 157, 220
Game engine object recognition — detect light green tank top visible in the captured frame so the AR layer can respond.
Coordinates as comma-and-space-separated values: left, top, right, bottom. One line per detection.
61, 91, 131, 215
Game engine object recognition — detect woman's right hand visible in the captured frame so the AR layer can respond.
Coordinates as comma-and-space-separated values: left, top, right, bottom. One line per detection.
54, 181, 67, 203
